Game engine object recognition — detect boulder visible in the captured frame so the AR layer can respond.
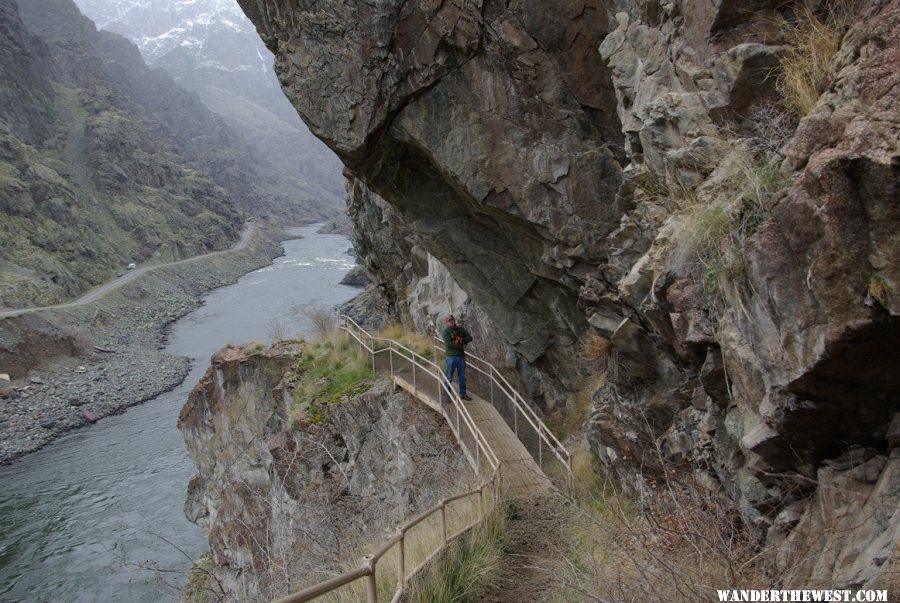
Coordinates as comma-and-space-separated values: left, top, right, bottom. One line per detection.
338, 265, 369, 287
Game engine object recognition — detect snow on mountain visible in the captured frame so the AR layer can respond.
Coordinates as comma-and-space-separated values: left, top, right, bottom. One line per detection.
75, 0, 269, 72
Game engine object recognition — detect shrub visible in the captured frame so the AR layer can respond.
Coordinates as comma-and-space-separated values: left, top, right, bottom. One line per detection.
555, 451, 765, 602
743, 101, 798, 159
303, 307, 337, 339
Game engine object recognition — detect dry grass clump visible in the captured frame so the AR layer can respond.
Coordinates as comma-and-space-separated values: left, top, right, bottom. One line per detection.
374, 322, 435, 359
679, 200, 745, 295
776, 1, 859, 116
578, 330, 610, 367
555, 450, 765, 602
867, 276, 893, 309
546, 331, 614, 441
407, 497, 508, 603
675, 150, 787, 303
548, 376, 603, 443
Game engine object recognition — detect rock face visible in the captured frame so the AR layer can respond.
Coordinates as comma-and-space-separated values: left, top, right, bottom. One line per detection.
238, 0, 899, 588
240, 0, 623, 372
179, 342, 469, 600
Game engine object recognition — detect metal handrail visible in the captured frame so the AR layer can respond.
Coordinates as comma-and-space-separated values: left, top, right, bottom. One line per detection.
431, 335, 573, 483
271, 467, 501, 603
271, 316, 571, 603
339, 317, 500, 475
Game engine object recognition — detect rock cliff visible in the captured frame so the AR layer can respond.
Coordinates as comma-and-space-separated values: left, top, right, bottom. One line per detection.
237, 0, 898, 588
178, 342, 470, 600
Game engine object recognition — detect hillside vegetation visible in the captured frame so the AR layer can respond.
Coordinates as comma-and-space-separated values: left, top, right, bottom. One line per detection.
0, 0, 335, 310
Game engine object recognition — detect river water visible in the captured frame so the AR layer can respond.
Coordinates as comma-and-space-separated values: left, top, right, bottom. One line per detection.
0, 226, 359, 602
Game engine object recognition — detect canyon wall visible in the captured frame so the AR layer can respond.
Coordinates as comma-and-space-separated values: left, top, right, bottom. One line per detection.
179, 342, 470, 600
236, 0, 899, 588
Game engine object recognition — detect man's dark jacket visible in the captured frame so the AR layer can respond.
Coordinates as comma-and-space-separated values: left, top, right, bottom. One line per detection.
442, 324, 472, 356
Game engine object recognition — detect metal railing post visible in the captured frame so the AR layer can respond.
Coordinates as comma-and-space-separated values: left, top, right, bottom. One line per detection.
538, 436, 543, 466
479, 486, 485, 522
397, 528, 406, 588
364, 556, 377, 603
412, 360, 417, 396
389, 343, 394, 382
513, 400, 518, 436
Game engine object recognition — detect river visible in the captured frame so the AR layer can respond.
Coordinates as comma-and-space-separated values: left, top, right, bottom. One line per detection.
0, 226, 359, 602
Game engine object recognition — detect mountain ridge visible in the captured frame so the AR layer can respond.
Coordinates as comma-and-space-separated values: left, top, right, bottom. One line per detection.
1, 0, 242, 309
74, 0, 346, 215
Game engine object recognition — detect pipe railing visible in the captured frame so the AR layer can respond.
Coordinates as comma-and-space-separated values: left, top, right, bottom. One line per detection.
339, 316, 500, 476
270, 316, 570, 602
271, 468, 502, 603
432, 336, 573, 491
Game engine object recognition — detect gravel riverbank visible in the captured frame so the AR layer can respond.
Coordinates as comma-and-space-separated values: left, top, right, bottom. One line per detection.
0, 229, 284, 464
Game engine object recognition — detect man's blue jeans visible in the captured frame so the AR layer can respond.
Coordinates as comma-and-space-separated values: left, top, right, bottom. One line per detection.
445, 355, 467, 397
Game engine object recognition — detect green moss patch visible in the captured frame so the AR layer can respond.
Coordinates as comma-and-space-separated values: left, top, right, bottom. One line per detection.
288, 336, 374, 424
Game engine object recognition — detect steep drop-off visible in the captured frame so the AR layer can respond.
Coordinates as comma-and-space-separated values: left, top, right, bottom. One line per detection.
237, 0, 899, 588
178, 342, 470, 600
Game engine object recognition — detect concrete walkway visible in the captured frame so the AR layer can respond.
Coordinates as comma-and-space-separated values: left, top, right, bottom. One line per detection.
393, 365, 552, 498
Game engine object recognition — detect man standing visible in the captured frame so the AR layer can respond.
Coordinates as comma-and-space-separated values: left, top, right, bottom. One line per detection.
442, 314, 473, 401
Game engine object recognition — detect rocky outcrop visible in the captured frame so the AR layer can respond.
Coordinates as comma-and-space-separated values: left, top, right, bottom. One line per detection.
0, 0, 54, 145
179, 342, 470, 600
239, 0, 900, 588
240, 0, 624, 378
